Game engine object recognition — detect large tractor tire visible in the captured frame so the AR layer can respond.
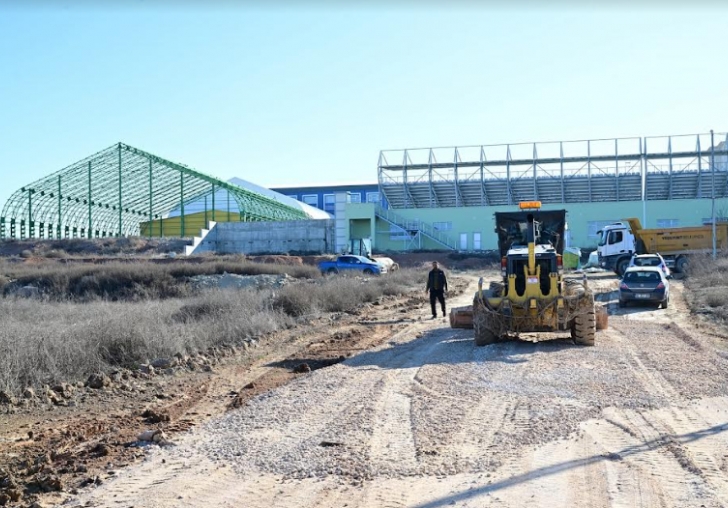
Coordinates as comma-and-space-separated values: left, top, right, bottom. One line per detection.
571, 305, 596, 346
563, 278, 586, 297
675, 256, 688, 274
473, 294, 499, 347
616, 257, 630, 277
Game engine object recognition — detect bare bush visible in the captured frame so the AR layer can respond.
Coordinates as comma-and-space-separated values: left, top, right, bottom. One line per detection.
684, 252, 728, 321
272, 268, 424, 316
45, 249, 68, 259
0, 268, 425, 395
0, 289, 291, 394
273, 283, 315, 317
0, 258, 320, 301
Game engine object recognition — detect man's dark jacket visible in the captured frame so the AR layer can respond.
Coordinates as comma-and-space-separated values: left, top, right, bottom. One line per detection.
426, 269, 448, 292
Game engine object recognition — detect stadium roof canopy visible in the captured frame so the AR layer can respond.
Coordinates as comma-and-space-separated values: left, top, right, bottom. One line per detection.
0, 142, 310, 240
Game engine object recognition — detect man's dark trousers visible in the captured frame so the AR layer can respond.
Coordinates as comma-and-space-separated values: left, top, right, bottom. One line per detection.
430, 289, 445, 317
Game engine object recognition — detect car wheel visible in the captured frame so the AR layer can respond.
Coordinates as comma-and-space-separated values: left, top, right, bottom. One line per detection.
327, 268, 338, 275
618, 299, 626, 308
661, 296, 669, 309
363, 268, 374, 275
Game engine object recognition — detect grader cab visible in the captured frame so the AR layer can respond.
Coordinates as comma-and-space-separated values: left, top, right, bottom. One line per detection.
451, 202, 596, 347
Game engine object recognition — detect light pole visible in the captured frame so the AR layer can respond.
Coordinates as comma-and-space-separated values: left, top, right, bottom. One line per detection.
711, 129, 716, 260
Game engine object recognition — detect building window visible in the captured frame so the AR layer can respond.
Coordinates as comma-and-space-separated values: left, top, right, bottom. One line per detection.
349, 193, 361, 203
323, 194, 335, 213
587, 220, 618, 239
366, 192, 380, 203
656, 219, 679, 228
286, 194, 298, 200
302, 194, 319, 208
473, 232, 482, 250
432, 221, 452, 231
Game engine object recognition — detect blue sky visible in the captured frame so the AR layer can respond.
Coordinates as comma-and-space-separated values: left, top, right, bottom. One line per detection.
1, 2, 727, 208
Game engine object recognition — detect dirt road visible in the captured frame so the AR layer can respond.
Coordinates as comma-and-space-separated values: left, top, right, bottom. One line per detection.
69, 274, 728, 508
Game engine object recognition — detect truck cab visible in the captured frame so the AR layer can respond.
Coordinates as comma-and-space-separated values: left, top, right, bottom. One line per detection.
597, 223, 636, 276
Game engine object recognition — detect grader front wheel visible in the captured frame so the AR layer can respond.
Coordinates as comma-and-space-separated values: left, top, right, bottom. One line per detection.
571, 306, 596, 346
473, 295, 499, 347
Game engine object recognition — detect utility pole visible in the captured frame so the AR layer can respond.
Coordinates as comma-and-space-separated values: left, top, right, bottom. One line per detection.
711, 129, 717, 260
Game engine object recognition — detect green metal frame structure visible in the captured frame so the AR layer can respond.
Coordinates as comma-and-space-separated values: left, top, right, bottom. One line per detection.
0, 142, 308, 240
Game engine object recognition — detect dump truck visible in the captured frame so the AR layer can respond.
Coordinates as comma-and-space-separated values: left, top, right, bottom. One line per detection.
597, 218, 728, 276
450, 202, 596, 347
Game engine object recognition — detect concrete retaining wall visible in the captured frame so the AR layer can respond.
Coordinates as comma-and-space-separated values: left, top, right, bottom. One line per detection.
196, 220, 335, 254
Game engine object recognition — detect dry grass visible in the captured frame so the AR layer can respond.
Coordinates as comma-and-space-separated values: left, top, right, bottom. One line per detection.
0, 290, 291, 394
684, 253, 728, 321
0, 257, 320, 300
0, 237, 190, 257
0, 268, 425, 395
274, 269, 424, 316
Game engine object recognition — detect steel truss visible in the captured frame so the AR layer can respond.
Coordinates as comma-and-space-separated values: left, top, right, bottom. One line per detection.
378, 132, 728, 209
0, 143, 308, 240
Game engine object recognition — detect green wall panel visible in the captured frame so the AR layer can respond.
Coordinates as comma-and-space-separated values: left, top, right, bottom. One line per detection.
353, 198, 728, 252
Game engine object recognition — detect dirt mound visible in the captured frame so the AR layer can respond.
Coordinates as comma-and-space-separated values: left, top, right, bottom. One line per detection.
386, 252, 497, 270
248, 256, 304, 266
0, 237, 190, 258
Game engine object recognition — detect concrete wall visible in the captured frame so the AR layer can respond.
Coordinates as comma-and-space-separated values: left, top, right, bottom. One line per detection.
198, 220, 335, 254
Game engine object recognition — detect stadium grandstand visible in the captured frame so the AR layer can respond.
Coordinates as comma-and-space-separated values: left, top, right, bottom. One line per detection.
378, 133, 728, 209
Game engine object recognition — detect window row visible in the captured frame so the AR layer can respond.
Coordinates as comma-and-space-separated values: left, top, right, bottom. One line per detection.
286, 192, 380, 213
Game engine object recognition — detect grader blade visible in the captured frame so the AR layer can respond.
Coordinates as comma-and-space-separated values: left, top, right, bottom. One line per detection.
449, 306, 474, 329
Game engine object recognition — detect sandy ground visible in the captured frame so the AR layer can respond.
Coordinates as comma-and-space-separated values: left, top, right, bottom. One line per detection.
61, 273, 728, 508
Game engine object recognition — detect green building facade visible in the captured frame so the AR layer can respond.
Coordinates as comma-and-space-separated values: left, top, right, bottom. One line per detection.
346, 198, 727, 253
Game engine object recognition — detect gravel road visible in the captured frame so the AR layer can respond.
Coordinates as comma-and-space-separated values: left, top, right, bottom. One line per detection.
69, 274, 728, 508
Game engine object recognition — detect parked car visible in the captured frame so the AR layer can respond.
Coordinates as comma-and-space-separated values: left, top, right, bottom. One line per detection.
618, 266, 670, 308
318, 255, 385, 275
628, 253, 671, 277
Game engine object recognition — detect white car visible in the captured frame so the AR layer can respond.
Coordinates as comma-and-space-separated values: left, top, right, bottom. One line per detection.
627, 253, 671, 278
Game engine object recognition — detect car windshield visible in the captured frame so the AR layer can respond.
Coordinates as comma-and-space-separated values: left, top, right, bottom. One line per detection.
624, 271, 661, 282
596, 230, 606, 246
634, 257, 661, 267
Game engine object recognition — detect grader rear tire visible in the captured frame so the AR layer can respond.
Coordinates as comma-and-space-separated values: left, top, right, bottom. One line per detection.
572, 306, 596, 346
473, 294, 499, 347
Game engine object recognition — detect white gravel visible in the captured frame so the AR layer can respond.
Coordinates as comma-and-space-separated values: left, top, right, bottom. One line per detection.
154, 311, 728, 483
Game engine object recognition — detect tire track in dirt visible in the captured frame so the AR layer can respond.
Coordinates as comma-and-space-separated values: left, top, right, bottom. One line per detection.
67, 273, 728, 508
584, 316, 728, 507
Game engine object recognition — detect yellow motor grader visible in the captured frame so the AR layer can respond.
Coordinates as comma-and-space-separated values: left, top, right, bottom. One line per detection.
451, 202, 596, 346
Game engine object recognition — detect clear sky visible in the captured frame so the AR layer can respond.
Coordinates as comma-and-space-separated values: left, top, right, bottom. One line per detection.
1, 1, 727, 209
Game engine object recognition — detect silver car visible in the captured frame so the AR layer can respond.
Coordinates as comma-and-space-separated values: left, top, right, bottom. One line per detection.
628, 253, 671, 277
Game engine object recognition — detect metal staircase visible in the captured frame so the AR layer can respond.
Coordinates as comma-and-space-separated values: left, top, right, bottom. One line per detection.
375, 206, 456, 250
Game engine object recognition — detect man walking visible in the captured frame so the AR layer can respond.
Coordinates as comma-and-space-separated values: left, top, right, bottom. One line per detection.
426, 261, 448, 319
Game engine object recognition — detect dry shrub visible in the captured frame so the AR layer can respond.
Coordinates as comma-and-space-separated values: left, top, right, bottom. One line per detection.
272, 268, 423, 316
0, 258, 319, 301
685, 252, 728, 321
316, 277, 380, 312
703, 289, 728, 308
273, 284, 315, 317
0, 268, 424, 394
45, 249, 68, 259
0, 290, 292, 393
